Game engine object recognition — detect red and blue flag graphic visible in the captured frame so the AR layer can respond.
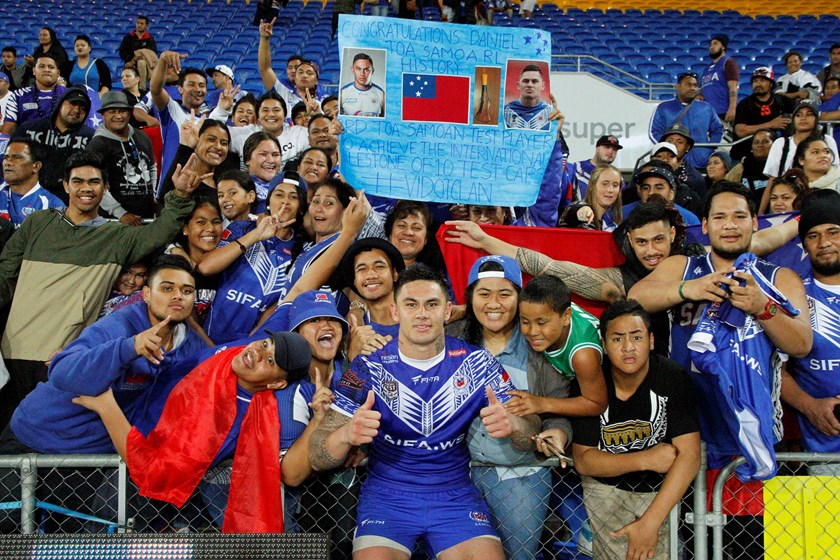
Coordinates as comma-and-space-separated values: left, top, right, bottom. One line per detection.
402, 73, 470, 124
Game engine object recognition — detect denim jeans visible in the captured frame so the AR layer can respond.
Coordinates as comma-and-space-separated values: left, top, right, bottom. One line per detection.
369, 4, 389, 16
471, 466, 551, 560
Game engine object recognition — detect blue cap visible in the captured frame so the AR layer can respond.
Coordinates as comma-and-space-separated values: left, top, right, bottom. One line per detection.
289, 290, 349, 333
467, 255, 522, 288
0, 72, 8, 83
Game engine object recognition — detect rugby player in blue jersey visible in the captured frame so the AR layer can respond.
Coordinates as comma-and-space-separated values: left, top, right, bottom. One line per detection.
310, 264, 540, 560
504, 64, 553, 131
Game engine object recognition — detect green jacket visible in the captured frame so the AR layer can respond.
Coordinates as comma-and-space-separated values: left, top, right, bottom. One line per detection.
0, 191, 195, 361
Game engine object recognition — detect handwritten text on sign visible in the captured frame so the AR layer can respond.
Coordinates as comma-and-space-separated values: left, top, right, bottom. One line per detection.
337, 15, 554, 207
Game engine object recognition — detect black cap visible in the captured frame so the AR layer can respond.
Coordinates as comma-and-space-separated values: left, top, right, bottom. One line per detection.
62, 87, 91, 113
265, 331, 311, 384
711, 34, 729, 49
799, 190, 840, 241
635, 166, 677, 190
331, 237, 406, 295
792, 99, 820, 118
596, 135, 623, 150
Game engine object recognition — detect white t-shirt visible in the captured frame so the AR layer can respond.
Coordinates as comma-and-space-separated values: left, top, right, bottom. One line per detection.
763, 134, 839, 177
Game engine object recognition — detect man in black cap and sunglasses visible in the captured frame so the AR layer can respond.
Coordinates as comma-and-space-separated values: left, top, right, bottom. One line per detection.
87, 90, 157, 224
650, 71, 723, 170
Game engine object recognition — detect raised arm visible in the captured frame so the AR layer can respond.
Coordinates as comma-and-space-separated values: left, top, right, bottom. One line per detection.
258, 19, 279, 92
150, 51, 185, 110
750, 216, 799, 256
445, 220, 625, 302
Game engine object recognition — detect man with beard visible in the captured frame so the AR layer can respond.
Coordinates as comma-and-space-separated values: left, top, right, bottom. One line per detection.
14, 86, 94, 201
150, 52, 209, 191
781, 190, 840, 471
2, 53, 66, 135
650, 72, 723, 169
731, 67, 795, 160
212, 91, 309, 166
87, 91, 158, 224
700, 34, 739, 123
574, 135, 625, 198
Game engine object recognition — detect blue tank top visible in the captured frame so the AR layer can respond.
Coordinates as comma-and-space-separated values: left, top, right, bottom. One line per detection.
701, 55, 731, 115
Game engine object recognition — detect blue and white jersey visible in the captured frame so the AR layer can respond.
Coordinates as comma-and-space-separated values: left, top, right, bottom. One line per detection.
253, 177, 271, 214
332, 337, 516, 491
157, 97, 206, 192
788, 273, 840, 453
676, 253, 785, 478
503, 100, 552, 131
280, 232, 340, 300
340, 83, 385, 117
204, 220, 294, 344
574, 159, 627, 200
0, 181, 64, 228
4, 85, 66, 127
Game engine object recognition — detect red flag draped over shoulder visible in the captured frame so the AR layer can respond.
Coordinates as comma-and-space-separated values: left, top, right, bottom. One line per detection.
437, 224, 626, 317
125, 345, 284, 533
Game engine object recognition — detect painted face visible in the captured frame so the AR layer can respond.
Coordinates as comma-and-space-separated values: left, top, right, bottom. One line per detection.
391, 280, 451, 348
64, 165, 106, 217
297, 316, 343, 364
231, 338, 289, 393
143, 267, 195, 324
628, 219, 674, 271
309, 186, 344, 239
267, 182, 300, 223
603, 314, 653, 377
353, 248, 397, 302
248, 139, 281, 182
194, 125, 229, 168
233, 102, 256, 126
471, 277, 518, 335
258, 99, 286, 134
298, 150, 330, 184
389, 211, 428, 263
518, 301, 570, 353
116, 263, 149, 296
217, 179, 255, 221
703, 191, 757, 261
468, 205, 506, 225
182, 204, 223, 254
517, 70, 545, 105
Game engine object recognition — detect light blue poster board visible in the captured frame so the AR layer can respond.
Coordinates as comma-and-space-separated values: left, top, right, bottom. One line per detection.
336, 15, 554, 207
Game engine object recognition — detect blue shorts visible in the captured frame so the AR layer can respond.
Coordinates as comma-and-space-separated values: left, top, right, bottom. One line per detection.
354, 483, 499, 556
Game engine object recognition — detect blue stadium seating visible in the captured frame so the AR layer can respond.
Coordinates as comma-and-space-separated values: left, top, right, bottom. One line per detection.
2, 0, 837, 99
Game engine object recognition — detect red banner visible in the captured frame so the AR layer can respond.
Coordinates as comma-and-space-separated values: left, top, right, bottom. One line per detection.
437, 224, 626, 317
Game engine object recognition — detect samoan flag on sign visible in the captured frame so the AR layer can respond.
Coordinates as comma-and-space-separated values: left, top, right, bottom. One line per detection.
402, 74, 470, 125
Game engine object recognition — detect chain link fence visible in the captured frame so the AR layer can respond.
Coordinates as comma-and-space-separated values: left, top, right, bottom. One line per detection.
3, 452, 840, 559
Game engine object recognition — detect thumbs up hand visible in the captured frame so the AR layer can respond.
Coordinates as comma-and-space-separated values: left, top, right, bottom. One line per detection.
343, 390, 381, 446
480, 386, 513, 439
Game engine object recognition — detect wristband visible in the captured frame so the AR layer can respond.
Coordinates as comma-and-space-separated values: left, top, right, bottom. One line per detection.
678, 281, 687, 300
234, 239, 247, 254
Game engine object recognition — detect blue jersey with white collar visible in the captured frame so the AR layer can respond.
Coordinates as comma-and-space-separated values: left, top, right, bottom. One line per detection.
333, 337, 516, 491
503, 100, 552, 131
0, 182, 64, 228
205, 220, 294, 344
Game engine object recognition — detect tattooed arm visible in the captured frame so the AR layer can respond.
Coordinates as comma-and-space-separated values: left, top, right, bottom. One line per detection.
515, 247, 625, 303
309, 390, 380, 471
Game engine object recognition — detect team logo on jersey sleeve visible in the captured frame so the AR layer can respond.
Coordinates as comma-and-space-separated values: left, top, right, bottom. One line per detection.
469, 511, 490, 525
382, 380, 398, 401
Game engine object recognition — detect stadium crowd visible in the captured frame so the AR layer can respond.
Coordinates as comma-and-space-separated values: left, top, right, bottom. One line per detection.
0, 3, 839, 560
